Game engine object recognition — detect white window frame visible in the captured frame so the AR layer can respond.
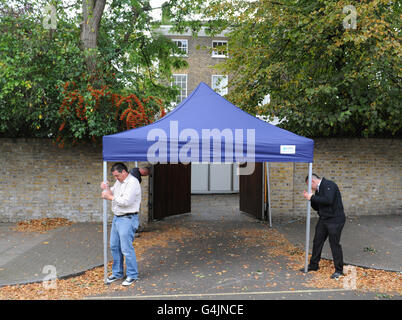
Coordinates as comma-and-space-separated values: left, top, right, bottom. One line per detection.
172, 74, 188, 104
172, 39, 188, 56
211, 40, 228, 58
211, 75, 228, 96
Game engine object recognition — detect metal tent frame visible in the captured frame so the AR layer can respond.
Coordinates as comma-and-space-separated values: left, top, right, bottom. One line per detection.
101, 82, 314, 283
101, 161, 313, 283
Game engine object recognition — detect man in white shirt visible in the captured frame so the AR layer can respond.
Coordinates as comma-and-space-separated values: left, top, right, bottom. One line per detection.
101, 162, 141, 286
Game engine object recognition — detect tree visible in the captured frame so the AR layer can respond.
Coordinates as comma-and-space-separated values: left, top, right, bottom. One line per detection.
203, 0, 401, 138
81, 0, 106, 74
0, 0, 190, 144
0, 1, 85, 138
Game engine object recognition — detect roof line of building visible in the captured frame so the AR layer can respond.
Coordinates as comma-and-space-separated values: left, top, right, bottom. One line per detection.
154, 24, 230, 37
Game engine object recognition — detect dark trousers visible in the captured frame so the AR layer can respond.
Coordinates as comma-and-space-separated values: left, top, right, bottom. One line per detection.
310, 218, 345, 273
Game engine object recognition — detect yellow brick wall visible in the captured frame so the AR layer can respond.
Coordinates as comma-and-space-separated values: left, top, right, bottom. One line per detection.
0, 138, 149, 225
268, 138, 402, 217
0, 138, 400, 223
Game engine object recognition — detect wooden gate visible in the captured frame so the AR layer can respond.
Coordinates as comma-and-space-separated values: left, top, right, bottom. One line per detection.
150, 163, 191, 220
239, 162, 265, 220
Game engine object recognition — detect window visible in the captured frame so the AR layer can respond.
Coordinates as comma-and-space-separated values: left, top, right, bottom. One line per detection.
212, 75, 228, 96
212, 40, 228, 58
172, 74, 187, 103
172, 39, 188, 56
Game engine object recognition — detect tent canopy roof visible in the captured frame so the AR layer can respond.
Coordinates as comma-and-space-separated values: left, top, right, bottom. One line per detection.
103, 82, 314, 163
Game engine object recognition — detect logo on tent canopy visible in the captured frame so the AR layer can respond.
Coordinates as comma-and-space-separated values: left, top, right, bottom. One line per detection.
146, 121, 255, 175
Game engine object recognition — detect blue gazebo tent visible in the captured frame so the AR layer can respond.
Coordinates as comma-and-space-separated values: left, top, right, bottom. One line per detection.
102, 82, 315, 283
103, 82, 313, 163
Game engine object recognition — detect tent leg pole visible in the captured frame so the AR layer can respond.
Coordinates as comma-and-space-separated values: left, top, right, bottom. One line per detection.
267, 162, 272, 228
262, 162, 265, 221
103, 161, 108, 284
304, 163, 313, 273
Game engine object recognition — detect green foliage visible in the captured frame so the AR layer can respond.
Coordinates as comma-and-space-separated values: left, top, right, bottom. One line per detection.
0, 1, 84, 138
0, 0, 190, 143
56, 78, 165, 147
204, 0, 401, 138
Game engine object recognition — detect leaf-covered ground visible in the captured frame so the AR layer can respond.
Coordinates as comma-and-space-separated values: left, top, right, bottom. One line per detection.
13, 218, 74, 233
0, 218, 400, 300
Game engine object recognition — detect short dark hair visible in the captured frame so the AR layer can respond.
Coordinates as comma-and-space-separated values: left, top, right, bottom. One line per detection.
111, 162, 128, 173
305, 173, 320, 183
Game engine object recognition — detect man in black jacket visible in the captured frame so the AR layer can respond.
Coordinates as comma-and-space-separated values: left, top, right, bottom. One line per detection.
129, 167, 150, 184
129, 166, 150, 234
303, 174, 346, 279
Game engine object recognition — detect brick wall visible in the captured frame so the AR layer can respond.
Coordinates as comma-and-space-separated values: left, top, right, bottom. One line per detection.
268, 138, 402, 217
0, 138, 401, 223
0, 138, 149, 224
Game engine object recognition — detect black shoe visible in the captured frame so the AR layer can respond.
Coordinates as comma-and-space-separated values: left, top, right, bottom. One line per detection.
106, 275, 123, 285
122, 277, 138, 286
330, 272, 344, 279
299, 266, 319, 273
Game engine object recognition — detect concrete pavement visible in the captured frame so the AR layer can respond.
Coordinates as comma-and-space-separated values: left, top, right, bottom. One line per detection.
0, 195, 401, 300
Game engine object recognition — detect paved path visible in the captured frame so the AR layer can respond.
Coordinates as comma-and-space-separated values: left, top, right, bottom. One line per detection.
1, 194, 401, 301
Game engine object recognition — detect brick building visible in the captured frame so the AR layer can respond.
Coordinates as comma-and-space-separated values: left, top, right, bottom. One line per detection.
156, 25, 241, 194
156, 25, 230, 104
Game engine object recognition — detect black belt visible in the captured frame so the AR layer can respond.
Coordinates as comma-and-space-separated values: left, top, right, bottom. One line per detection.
118, 212, 138, 217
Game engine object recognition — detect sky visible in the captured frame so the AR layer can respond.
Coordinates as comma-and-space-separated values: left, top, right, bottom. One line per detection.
149, 0, 164, 21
